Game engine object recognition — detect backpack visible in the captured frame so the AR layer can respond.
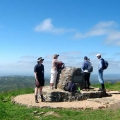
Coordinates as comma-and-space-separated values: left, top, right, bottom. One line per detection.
87, 61, 93, 72
63, 81, 76, 92
101, 59, 109, 70
57, 62, 65, 71
88, 65, 93, 72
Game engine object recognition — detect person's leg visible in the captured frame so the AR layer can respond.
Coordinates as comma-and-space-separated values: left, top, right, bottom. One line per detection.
101, 83, 105, 90
39, 86, 43, 95
98, 70, 104, 84
50, 69, 54, 88
100, 71, 105, 89
50, 70, 52, 88
98, 70, 105, 90
50, 70, 57, 89
88, 73, 91, 86
35, 87, 39, 103
86, 73, 90, 90
55, 71, 60, 89
34, 79, 40, 103
39, 86, 45, 102
54, 70, 58, 88
35, 87, 38, 95
83, 72, 87, 90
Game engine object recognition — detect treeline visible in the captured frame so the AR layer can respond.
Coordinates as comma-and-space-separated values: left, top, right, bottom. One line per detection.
0, 76, 49, 92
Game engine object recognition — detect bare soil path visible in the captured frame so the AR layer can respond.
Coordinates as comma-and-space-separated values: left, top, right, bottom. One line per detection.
13, 88, 120, 110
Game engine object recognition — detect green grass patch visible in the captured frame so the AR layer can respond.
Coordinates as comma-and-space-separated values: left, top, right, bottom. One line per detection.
92, 82, 120, 91
0, 83, 120, 120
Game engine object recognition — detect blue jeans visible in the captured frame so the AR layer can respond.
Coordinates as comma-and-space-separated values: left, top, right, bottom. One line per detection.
98, 70, 104, 84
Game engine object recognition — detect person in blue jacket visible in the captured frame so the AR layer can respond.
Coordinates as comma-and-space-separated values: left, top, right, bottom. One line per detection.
81, 56, 91, 91
96, 53, 105, 91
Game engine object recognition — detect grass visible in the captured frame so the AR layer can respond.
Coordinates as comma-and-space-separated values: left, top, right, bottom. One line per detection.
92, 81, 120, 91
0, 83, 120, 120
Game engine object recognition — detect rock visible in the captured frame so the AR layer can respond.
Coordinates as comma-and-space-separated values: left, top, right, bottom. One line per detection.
43, 111, 61, 118
43, 86, 107, 102
33, 111, 38, 114
42, 66, 109, 102
57, 66, 85, 90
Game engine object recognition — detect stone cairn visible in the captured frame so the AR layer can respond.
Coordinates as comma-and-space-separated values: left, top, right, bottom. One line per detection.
43, 66, 107, 102
57, 66, 85, 89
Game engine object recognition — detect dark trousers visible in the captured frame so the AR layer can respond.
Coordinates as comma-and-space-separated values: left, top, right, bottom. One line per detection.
83, 72, 90, 89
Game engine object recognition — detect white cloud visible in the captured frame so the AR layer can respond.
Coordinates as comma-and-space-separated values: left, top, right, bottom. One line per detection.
107, 31, 120, 40
73, 21, 116, 39
73, 21, 120, 46
34, 19, 120, 45
21, 55, 37, 60
93, 21, 116, 29
60, 51, 81, 55
105, 31, 120, 45
34, 18, 75, 34
35, 18, 53, 31
0, 52, 120, 75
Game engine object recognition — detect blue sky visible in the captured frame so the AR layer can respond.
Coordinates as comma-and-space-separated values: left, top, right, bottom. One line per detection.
0, 0, 120, 76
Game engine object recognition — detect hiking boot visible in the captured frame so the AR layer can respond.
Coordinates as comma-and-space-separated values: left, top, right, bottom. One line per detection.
41, 94, 45, 102
55, 86, 57, 89
98, 84, 106, 91
98, 88, 106, 91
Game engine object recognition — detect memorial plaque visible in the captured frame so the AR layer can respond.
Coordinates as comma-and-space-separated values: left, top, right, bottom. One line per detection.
73, 74, 84, 83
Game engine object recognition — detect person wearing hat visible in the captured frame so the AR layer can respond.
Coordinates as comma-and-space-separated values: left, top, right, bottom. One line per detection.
81, 56, 91, 91
50, 54, 61, 89
34, 57, 45, 103
96, 54, 105, 91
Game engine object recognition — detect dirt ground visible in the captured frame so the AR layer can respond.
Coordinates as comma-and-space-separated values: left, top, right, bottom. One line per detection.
13, 90, 120, 110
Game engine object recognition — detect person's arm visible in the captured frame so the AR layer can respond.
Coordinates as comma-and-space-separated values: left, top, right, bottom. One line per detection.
34, 72, 39, 86
55, 59, 62, 69
56, 59, 62, 64
34, 65, 39, 86
81, 62, 85, 72
42, 64, 44, 79
34, 72, 38, 80
99, 59, 103, 71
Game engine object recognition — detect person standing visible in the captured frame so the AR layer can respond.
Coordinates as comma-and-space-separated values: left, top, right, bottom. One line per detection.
87, 58, 92, 86
34, 57, 45, 103
50, 54, 60, 89
81, 56, 91, 91
96, 54, 105, 91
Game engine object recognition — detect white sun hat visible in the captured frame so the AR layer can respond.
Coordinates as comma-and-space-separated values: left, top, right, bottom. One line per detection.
96, 53, 101, 57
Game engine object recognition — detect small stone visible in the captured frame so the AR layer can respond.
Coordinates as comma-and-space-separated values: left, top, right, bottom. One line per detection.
33, 111, 38, 114
38, 112, 45, 115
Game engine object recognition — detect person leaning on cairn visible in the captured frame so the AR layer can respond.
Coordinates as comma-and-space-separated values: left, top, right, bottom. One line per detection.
50, 54, 62, 89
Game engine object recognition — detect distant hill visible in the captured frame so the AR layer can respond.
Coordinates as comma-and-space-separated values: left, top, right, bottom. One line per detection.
0, 74, 119, 93
0, 76, 50, 92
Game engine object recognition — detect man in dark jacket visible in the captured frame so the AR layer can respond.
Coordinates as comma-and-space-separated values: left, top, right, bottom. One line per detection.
34, 57, 45, 103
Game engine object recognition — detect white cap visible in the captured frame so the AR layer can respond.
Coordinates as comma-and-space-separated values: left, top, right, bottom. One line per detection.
96, 53, 101, 57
